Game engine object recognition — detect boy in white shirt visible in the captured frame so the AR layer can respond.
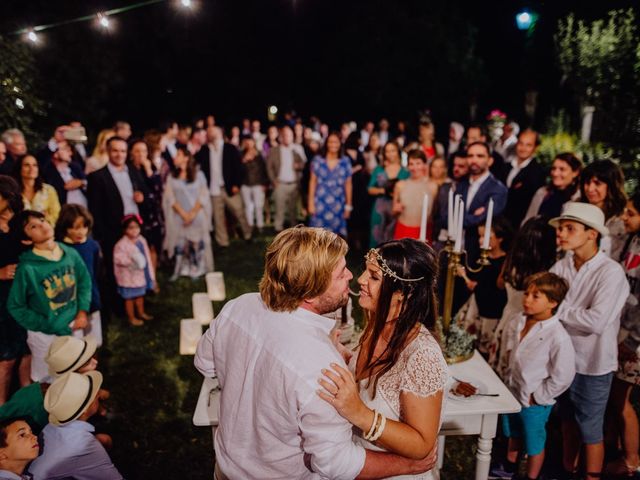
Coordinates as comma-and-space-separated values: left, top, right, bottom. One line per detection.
491, 272, 575, 480
549, 202, 630, 480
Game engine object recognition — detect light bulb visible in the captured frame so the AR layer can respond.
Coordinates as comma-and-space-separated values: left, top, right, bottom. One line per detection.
98, 13, 110, 28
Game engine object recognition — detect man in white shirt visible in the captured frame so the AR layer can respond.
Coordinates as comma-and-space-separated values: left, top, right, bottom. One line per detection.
195, 227, 436, 479
195, 126, 252, 247
549, 202, 630, 480
503, 129, 546, 228
266, 126, 306, 232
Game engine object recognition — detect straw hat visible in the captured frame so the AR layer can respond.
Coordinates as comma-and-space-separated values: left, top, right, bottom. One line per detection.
46, 335, 97, 377
549, 202, 609, 236
44, 371, 103, 426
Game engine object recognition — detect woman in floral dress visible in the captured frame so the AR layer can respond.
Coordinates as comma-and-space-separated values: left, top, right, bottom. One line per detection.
308, 132, 352, 237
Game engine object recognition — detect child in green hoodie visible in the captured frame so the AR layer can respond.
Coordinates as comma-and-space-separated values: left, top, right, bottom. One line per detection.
7, 211, 91, 382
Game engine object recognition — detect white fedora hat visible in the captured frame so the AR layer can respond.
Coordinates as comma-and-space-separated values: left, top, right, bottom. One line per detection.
44, 371, 103, 426
549, 202, 609, 236
46, 335, 97, 377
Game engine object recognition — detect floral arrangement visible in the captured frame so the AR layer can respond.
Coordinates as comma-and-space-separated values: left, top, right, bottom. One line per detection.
486, 109, 508, 144
435, 315, 476, 364
486, 109, 507, 123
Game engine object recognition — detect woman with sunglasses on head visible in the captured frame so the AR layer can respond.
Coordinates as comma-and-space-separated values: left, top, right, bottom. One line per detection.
318, 239, 447, 478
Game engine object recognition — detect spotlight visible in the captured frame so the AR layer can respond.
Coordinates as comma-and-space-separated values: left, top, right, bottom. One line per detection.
26, 30, 38, 43
268, 105, 278, 115
516, 10, 538, 31
98, 13, 110, 29
181, 0, 192, 7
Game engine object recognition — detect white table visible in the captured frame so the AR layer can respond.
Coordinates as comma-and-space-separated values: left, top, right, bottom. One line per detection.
193, 376, 220, 427
193, 351, 520, 480
438, 350, 521, 480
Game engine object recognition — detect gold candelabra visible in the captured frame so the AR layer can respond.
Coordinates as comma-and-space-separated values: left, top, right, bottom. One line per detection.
441, 240, 491, 335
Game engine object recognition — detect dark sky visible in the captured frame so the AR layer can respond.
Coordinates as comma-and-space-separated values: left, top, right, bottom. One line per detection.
2, 0, 638, 135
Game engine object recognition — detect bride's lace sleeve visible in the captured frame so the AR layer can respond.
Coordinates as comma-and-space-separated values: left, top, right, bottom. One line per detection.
400, 336, 448, 398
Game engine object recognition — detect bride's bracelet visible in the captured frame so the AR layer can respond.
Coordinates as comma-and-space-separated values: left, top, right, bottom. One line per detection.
364, 409, 380, 440
369, 413, 387, 442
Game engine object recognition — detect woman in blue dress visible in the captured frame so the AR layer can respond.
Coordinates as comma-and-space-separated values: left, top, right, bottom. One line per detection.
308, 132, 353, 237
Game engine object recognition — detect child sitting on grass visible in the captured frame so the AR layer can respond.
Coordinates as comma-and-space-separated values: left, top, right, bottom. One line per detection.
490, 272, 575, 480
7, 210, 91, 382
0, 335, 100, 433
0, 417, 39, 480
28, 371, 122, 479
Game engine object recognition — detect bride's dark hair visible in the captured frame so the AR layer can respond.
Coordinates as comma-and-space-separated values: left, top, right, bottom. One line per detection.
358, 239, 439, 397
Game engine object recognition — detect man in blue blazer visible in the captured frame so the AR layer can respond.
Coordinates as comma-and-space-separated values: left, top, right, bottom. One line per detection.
452, 141, 508, 263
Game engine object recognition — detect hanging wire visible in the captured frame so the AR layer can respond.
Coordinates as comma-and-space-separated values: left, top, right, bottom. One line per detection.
10, 0, 167, 36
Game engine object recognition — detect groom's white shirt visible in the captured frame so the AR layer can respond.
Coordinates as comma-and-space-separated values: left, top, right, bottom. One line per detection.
195, 292, 366, 479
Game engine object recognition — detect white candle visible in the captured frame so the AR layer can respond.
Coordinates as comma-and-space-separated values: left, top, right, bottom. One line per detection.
482, 198, 494, 250
447, 189, 454, 238
452, 194, 461, 241
419, 194, 429, 242
454, 199, 464, 252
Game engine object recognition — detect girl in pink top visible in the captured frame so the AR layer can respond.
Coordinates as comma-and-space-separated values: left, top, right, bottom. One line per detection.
113, 215, 155, 327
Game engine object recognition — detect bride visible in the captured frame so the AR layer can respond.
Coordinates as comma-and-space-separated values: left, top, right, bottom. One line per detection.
319, 239, 448, 479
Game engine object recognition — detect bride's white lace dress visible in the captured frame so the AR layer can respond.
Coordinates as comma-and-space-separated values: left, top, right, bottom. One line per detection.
351, 325, 448, 479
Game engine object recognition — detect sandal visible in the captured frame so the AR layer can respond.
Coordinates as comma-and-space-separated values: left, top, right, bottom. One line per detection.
605, 458, 639, 477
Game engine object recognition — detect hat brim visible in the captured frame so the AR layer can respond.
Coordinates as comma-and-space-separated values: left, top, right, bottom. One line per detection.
549, 215, 609, 236
47, 335, 98, 377
48, 371, 103, 426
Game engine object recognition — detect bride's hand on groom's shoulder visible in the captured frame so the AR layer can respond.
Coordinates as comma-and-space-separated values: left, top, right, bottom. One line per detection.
330, 329, 353, 364
317, 363, 371, 430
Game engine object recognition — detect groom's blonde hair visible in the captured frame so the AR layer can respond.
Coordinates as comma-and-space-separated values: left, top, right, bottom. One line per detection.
259, 226, 347, 312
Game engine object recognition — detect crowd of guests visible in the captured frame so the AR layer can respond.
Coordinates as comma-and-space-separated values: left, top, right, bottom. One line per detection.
0, 112, 638, 479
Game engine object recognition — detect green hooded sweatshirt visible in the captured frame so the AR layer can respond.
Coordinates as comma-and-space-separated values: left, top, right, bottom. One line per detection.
8, 242, 91, 336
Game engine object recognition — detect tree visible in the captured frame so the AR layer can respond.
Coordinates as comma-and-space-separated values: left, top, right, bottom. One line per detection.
0, 36, 45, 142
555, 8, 640, 156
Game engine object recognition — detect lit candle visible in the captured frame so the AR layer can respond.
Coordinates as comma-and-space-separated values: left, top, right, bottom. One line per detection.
454, 198, 464, 252
447, 189, 454, 239
482, 198, 494, 250
419, 194, 429, 242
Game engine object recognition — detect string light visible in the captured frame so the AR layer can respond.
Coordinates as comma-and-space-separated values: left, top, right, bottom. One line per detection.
26, 30, 38, 43
10, 0, 168, 41
98, 13, 110, 29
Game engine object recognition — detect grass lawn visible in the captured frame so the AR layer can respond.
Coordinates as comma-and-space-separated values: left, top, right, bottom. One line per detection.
100, 230, 497, 479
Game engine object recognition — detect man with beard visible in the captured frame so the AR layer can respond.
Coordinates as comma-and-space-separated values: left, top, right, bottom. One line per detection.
450, 142, 508, 263
195, 226, 437, 479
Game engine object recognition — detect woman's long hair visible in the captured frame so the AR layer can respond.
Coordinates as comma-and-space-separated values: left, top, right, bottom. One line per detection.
0, 175, 23, 217
12, 154, 43, 193
319, 131, 344, 159
171, 146, 197, 183
580, 159, 627, 220
358, 239, 439, 397
503, 216, 557, 290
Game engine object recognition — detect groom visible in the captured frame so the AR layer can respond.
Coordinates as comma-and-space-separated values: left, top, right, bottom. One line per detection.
195, 226, 436, 479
